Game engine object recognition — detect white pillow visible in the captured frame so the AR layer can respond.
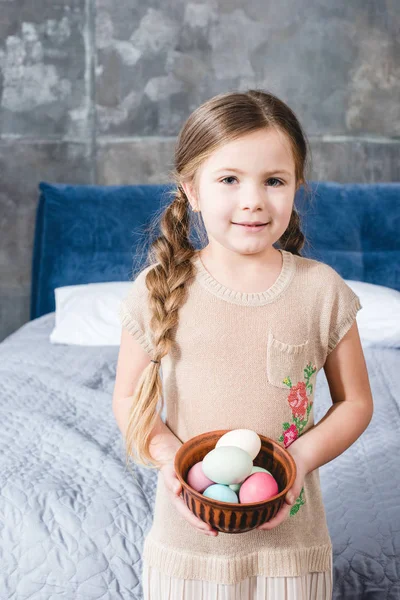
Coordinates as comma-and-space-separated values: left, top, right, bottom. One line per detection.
49, 279, 400, 348
50, 282, 132, 346
344, 280, 400, 348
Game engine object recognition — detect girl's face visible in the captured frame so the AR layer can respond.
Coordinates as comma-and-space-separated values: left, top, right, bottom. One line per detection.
182, 128, 298, 258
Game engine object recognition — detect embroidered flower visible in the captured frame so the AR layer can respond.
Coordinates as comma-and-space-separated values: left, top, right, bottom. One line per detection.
283, 424, 299, 448
277, 362, 317, 518
287, 381, 308, 419
278, 362, 316, 445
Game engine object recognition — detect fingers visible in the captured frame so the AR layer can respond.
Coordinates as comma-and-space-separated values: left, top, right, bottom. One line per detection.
173, 494, 218, 536
168, 484, 218, 536
256, 503, 291, 531
162, 468, 218, 536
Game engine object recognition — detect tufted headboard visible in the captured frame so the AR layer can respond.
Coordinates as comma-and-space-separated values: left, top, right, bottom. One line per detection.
30, 181, 400, 320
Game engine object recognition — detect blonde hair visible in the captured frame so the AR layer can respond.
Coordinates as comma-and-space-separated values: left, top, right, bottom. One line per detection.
124, 89, 312, 472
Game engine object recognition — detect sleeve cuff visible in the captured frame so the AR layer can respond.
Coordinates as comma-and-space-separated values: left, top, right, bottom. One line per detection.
118, 303, 154, 357
327, 294, 363, 355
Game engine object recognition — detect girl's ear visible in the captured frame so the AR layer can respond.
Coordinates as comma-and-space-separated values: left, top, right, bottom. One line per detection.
181, 182, 198, 212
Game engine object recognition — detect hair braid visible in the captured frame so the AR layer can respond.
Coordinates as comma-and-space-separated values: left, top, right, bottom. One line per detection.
124, 188, 197, 471
277, 208, 305, 256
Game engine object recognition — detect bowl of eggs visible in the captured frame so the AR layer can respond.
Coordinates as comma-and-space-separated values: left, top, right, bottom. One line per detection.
174, 429, 296, 534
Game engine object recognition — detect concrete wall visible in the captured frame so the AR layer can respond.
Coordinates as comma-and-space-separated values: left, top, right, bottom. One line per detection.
1, 0, 399, 342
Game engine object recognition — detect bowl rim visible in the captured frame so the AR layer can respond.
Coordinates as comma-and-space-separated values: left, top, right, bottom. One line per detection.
174, 429, 297, 509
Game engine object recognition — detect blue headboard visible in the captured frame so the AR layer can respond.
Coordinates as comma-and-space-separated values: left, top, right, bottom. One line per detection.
30, 181, 400, 320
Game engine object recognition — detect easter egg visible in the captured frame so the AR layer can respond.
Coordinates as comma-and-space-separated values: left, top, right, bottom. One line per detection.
203, 484, 239, 503
251, 466, 272, 476
229, 482, 242, 492
229, 466, 271, 492
186, 461, 214, 493
202, 446, 253, 485
239, 472, 279, 504
216, 429, 261, 460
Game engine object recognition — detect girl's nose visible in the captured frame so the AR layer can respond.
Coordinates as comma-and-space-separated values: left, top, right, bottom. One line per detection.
238, 187, 265, 210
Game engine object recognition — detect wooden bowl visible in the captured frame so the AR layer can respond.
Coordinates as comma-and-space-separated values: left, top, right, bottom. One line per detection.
174, 430, 297, 534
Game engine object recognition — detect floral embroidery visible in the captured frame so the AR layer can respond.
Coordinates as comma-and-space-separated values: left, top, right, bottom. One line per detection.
278, 362, 317, 517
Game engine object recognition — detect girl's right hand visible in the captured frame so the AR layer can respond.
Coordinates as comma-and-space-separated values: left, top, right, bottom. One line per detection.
160, 461, 218, 537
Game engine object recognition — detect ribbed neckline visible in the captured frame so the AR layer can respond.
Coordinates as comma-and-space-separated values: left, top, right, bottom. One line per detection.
192, 249, 296, 306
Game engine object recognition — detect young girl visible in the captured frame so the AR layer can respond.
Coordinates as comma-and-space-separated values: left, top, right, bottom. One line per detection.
113, 89, 374, 600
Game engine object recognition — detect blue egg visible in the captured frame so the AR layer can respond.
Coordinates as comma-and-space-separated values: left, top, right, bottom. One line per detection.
203, 484, 239, 503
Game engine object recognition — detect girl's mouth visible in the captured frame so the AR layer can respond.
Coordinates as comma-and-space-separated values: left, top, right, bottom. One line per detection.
233, 223, 269, 230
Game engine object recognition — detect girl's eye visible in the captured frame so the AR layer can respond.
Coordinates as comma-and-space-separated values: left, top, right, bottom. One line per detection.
221, 176, 237, 185
220, 176, 283, 187
268, 177, 283, 187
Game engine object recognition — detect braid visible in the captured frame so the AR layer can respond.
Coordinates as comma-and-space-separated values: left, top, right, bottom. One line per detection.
124, 188, 197, 472
278, 208, 305, 256
146, 189, 197, 360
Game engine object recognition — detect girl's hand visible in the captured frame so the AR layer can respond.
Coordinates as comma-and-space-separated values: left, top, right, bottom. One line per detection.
160, 461, 219, 537
256, 447, 308, 531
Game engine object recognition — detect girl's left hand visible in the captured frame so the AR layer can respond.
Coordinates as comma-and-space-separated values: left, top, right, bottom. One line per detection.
256, 447, 308, 531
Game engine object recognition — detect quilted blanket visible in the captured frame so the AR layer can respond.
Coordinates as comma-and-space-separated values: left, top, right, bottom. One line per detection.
0, 314, 398, 599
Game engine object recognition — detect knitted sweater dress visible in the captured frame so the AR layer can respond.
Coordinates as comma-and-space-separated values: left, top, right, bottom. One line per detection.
118, 249, 362, 599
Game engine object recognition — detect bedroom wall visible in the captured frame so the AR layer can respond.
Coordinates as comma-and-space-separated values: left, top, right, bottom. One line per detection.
0, 1, 399, 343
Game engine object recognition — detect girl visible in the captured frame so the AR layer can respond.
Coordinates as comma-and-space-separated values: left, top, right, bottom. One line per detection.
113, 89, 374, 600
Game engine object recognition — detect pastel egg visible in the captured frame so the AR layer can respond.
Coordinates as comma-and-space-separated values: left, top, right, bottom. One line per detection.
216, 429, 261, 460
229, 482, 242, 492
229, 466, 271, 492
186, 461, 214, 493
251, 466, 272, 476
239, 472, 279, 504
203, 484, 239, 504
202, 446, 253, 485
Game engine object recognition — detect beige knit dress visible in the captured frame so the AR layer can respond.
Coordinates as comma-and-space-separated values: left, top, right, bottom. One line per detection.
119, 249, 362, 600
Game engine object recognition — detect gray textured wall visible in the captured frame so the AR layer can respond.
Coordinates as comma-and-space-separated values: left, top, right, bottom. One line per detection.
0, 1, 399, 342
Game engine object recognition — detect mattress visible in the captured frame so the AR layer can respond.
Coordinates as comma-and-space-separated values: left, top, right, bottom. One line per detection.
0, 314, 399, 599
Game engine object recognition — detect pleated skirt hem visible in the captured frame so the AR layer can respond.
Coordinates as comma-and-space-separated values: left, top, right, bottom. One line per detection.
142, 562, 333, 600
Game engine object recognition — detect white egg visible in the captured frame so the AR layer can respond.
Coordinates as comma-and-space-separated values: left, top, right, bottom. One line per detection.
216, 429, 261, 460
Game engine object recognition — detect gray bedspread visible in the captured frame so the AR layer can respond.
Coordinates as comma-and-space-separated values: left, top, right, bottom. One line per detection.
0, 314, 398, 599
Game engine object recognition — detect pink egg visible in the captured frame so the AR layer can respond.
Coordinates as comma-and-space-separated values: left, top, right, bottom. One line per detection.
187, 461, 215, 492
239, 472, 279, 504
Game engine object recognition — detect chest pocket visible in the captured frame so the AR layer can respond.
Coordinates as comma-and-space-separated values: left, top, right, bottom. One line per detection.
266, 332, 310, 389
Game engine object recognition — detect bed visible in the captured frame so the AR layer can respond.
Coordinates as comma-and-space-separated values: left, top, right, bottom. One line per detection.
0, 180, 399, 599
